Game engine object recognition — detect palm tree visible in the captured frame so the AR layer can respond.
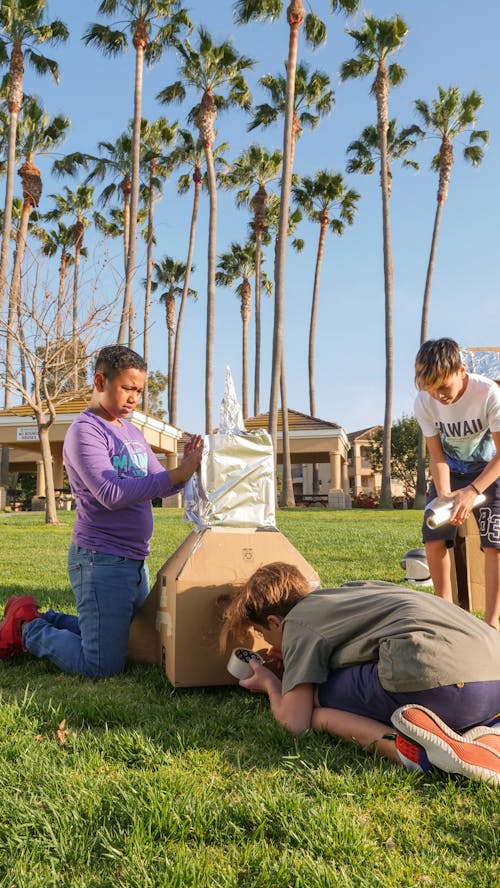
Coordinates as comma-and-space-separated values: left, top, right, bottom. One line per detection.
152, 256, 196, 423
415, 87, 488, 344
0, 0, 68, 306
220, 143, 282, 416
341, 14, 408, 510
157, 26, 253, 433
38, 220, 74, 349
252, 190, 304, 507
83, 0, 191, 347
139, 116, 178, 411
249, 61, 334, 169
292, 170, 359, 492
216, 241, 272, 420
292, 172, 359, 413
234, 0, 359, 507
413, 86, 488, 507
44, 185, 95, 389
4, 96, 69, 411
53, 132, 136, 300
346, 119, 421, 189
167, 130, 227, 427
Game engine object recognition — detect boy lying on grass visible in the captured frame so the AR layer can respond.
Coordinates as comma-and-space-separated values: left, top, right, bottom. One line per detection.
221, 562, 500, 785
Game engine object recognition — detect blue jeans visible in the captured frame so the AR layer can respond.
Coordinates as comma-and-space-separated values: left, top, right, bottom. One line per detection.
22, 544, 149, 678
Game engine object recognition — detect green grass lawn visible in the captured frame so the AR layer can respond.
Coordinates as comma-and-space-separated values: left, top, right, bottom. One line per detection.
0, 509, 498, 888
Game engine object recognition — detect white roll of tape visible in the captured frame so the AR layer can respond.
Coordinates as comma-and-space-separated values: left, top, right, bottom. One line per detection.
227, 647, 264, 680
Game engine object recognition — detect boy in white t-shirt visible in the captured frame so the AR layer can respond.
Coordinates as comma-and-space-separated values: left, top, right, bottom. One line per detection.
414, 338, 500, 629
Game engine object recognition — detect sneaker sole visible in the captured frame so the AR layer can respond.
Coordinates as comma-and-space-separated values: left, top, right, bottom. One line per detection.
464, 726, 500, 754
391, 706, 500, 786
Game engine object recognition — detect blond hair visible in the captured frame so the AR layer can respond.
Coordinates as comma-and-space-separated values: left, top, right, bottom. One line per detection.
415, 338, 463, 390
219, 562, 311, 651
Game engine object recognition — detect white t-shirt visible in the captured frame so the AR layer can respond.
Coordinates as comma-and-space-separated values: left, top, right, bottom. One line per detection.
414, 373, 500, 474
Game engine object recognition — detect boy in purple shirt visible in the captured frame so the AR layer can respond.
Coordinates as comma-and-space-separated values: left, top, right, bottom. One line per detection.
0, 345, 203, 677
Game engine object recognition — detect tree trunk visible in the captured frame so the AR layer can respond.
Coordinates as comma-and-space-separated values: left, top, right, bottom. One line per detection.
170, 170, 201, 427
166, 287, 176, 418
38, 422, 59, 525
415, 145, 451, 508
253, 226, 263, 418
376, 61, 394, 511
279, 356, 295, 507
4, 198, 31, 410
269, 2, 304, 502
309, 217, 328, 417
309, 217, 327, 492
253, 182, 267, 417
204, 145, 217, 434
118, 33, 146, 347
142, 171, 155, 414
0, 42, 24, 307
240, 276, 251, 420
72, 243, 81, 391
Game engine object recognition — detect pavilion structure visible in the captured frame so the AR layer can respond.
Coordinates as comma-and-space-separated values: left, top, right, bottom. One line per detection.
245, 408, 351, 508
0, 395, 183, 509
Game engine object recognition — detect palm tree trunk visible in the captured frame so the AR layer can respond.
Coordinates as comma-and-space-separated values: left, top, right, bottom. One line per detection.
54, 248, 67, 388
0, 43, 23, 307
309, 219, 328, 418
170, 172, 201, 428
309, 218, 327, 492
142, 173, 155, 414
414, 196, 446, 507
253, 227, 262, 417
4, 199, 31, 410
242, 312, 249, 421
376, 61, 394, 510
119, 36, 145, 347
279, 356, 295, 507
204, 145, 218, 434
269, 1, 304, 494
420, 198, 445, 345
72, 241, 82, 391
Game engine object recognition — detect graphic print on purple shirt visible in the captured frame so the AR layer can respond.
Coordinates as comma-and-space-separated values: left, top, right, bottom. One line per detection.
63, 409, 183, 559
112, 440, 148, 477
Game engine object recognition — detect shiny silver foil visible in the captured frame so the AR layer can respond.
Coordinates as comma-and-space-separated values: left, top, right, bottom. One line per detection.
462, 348, 500, 380
184, 368, 276, 528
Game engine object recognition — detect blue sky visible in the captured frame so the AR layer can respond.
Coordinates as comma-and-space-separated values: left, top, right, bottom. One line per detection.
6, 0, 500, 434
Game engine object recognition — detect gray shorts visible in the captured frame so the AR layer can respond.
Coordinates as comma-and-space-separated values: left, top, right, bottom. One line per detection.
422, 473, 500, 550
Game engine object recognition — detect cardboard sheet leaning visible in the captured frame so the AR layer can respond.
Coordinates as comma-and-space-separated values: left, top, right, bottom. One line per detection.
128, 369, 320, 687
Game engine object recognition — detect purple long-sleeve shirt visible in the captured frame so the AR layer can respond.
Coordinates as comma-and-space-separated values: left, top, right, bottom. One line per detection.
63, 409, 183, 559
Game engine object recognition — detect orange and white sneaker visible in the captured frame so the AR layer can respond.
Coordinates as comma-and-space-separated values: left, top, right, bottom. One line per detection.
0, 596, 40, 659
391, 705, 500, 786
462, 723, 500, 755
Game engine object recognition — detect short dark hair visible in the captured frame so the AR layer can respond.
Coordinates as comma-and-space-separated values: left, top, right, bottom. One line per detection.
415, 338, 463, 390
94, 345, 147, 380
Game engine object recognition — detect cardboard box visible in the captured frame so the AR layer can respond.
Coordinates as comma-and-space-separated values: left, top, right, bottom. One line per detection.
128, 526, 320, 687
450, 516, 485, 612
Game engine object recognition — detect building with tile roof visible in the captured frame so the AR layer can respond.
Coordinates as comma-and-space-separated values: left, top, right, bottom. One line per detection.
0, 393, 183, 509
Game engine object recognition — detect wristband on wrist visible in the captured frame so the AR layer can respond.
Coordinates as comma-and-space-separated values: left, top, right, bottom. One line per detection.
469, 482, 481, 495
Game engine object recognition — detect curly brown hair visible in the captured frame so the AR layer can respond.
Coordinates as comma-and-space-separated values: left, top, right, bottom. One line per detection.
219, 562, 311, 651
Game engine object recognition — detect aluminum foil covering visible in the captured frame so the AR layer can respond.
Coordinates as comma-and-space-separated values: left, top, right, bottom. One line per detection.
183, 368, 276, 528
219, 366, 245, 434
462, 348, 500, 380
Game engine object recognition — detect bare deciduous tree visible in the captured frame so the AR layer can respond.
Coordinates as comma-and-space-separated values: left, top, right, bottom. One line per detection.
0, 262, 114, 524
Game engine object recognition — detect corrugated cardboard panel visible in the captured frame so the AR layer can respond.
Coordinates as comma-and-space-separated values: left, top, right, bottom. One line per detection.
450, 517, 485, 613
160, 527, 319, 687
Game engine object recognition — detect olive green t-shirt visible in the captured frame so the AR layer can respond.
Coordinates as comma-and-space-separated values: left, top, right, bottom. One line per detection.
281, 582, 500, 695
